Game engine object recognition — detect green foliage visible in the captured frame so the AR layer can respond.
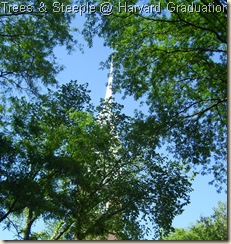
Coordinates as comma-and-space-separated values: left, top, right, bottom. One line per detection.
162, 201, 227, 240
82, 0, 227, 191
0, 80, 192, 240
0, 0, 77, 94
1, 0, 227, 240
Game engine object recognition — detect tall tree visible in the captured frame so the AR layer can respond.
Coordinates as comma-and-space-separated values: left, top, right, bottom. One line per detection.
82, 0, 227, 192
0, 81, 192, 240
162, 201, 227, 240
0, 0, 77, 94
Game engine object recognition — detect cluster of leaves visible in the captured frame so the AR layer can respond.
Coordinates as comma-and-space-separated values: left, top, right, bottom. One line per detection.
162, 201, 227, 240
0, 81, 192, 240
82, 0, 227, 191
0, 0, 227, 240
0, 0, 77, 94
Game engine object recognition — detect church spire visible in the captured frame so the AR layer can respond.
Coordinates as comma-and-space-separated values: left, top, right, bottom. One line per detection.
104, 61, 113, 101
97, 61, 114, 123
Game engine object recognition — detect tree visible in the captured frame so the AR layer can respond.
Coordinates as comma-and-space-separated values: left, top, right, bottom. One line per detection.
0, 0, 78, 94
1, 0, 227, 239
162, 201, 227, 240
0, 80, 192, 240
82, 0, 227, 192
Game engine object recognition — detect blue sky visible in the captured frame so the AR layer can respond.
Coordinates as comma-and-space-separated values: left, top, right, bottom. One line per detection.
0, 15, 227, 240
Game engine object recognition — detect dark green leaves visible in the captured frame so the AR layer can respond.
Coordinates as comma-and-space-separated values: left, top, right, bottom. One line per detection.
82, 0, 227, 190
0, 0, 77, 94
0, 80, 192, 239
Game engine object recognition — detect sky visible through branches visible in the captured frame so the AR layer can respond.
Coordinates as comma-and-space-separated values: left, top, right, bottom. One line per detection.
0, 20, 227, 238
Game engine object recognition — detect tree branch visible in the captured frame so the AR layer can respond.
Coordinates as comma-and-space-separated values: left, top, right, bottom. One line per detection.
23, 208, 38, 240
53, 222, 74, 240
0, 198, 21, 222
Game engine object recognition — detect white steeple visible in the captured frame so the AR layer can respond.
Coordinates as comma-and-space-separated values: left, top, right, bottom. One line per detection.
96, 60, 120, 241
104, 61, 113, 101
97, 61, 114, 123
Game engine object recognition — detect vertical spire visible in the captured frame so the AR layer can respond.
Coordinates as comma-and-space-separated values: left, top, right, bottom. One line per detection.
97, 60, 119, 240
104, 61, 113, 101
98, 61, 114, 123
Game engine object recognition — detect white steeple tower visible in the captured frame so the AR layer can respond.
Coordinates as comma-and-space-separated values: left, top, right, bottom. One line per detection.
104, 61, 113, 101
98, 61, 114, 123
96, 60, 119, 240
